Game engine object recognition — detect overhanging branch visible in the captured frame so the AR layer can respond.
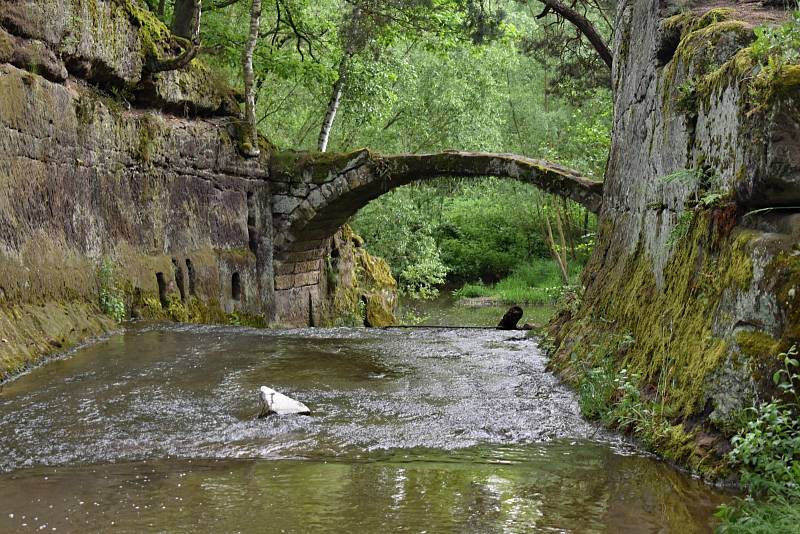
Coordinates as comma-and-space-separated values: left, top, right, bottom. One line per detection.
534, 0, 612, 70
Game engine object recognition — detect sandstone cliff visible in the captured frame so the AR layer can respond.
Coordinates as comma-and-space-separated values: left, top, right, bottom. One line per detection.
548, 1, 800, 474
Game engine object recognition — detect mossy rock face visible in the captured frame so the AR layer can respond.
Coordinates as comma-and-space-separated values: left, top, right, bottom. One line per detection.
0, 302, 115, 382
0, 61, 272, 379
363, 294, 395, 328
550, 3, 800, 476
0, 0, 241, 117
319, 225, 397, 327
659, 8, 800, 207
0, 27, 15, 62
546, 210, 788, 475
134, 60, 242, 116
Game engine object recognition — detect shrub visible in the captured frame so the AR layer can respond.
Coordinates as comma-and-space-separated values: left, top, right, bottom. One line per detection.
728, 345, 800, 496
717, 345, 800, 532
97, 259, 126, 323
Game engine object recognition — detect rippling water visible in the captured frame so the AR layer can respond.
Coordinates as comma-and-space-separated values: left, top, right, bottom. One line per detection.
0, 324, 729, 532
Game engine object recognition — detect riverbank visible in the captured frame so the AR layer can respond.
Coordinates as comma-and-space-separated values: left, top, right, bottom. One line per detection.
397, 293, 556, 328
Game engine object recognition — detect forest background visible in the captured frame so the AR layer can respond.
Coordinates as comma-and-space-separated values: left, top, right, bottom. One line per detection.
158, 0, 614, 306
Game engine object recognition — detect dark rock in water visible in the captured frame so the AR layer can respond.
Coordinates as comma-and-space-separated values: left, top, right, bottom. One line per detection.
497, 306, 523, 330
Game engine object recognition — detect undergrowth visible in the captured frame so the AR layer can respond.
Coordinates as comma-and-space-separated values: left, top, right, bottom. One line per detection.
453, 259, 582, 305
716, 345, 800, 533
97, 259, 126, 323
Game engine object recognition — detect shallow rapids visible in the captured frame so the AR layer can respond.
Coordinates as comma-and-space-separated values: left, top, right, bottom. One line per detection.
0, 324, 729, 532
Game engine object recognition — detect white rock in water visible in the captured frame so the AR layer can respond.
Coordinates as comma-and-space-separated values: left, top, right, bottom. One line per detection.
258, 386, 311, 416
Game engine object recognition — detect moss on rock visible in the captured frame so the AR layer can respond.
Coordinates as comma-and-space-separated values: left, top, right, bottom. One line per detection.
548, 210, 762, 475
321, 225, 397, 327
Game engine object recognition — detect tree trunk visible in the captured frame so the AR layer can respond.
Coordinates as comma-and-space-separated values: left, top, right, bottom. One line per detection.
582, 208, 589, 236
544, 208, 570, 285
553, 204, 570, 283
317, 57, 349, 152
147, 0, 200, 72
171, 0, 202, 41
242, 0, 262, 158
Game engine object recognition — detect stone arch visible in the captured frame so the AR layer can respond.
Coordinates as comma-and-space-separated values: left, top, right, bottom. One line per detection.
271, 149, 603, 261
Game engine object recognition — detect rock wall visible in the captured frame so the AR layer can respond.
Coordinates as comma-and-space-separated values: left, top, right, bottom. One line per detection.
0, 60, 275, 379
549, 1, 800, 474
0, 0, 396, 380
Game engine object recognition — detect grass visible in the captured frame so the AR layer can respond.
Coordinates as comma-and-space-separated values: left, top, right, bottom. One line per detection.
453, 259, 583, 305
397, 295, 557, 327
716, 493, 800, 533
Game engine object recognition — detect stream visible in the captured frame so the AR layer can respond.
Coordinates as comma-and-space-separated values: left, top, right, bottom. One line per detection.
0, 321, 729, 533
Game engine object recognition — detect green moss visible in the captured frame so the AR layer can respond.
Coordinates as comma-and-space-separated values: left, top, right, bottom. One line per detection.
548, 211, 759, 474
271, 149, 374, 184
217, 248, 256, 265
320, 225, 398, 327
0, 302, 114, 381
230, 119, 276, 158
736, 331, 781, 360
0, 29, 14, 62
141, 295, 163, 316
766, 252, 800, 342
662, 8, 800, 119
165, 294, 188, 322
134, 114, 161, 163
226, 310, 267, 328
73, 96, 96, 126
185, 297, 227, 324
663, 8, 735, 32
111, 0, 173, 67
661, 10, 755, 119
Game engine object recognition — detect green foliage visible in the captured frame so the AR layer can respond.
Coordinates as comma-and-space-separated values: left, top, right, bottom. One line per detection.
97, 259, 126, 323
570, 334, 695, 462
659, 168, 706, 185
351, 185, 448, 299
660, 166, 726, 245
730, 400, 800, 494
397, 306, 429, 326
716, 493, 800, 534
699, 191, 725, 208
729, 345, 800, 495
668, 210, 695, 246
453, 259, 582, 305
577, 359, 616, 420
516, 0, 613, 101
353, 177, 595, 299
750, 9, 800, 66
718, 345, 800, 532
437, 180, 552, 281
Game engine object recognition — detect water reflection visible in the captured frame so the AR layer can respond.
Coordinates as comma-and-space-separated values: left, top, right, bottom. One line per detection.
0, 442, 725, 533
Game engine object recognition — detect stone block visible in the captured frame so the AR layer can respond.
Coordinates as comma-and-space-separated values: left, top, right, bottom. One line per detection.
294, 260, 321, 273
275, 274, 295, 290
272, 195, 300, 214
294, 270, 319, 287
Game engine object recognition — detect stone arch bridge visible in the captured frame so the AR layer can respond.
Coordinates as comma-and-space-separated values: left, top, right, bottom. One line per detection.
267, 149, 603, 324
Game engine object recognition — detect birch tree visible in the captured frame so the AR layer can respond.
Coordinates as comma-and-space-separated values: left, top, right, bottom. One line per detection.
317, 7, 363, 152
243, 0, 263, 157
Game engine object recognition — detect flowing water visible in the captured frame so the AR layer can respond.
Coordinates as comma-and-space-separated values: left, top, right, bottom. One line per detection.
0, 323, 730, 533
